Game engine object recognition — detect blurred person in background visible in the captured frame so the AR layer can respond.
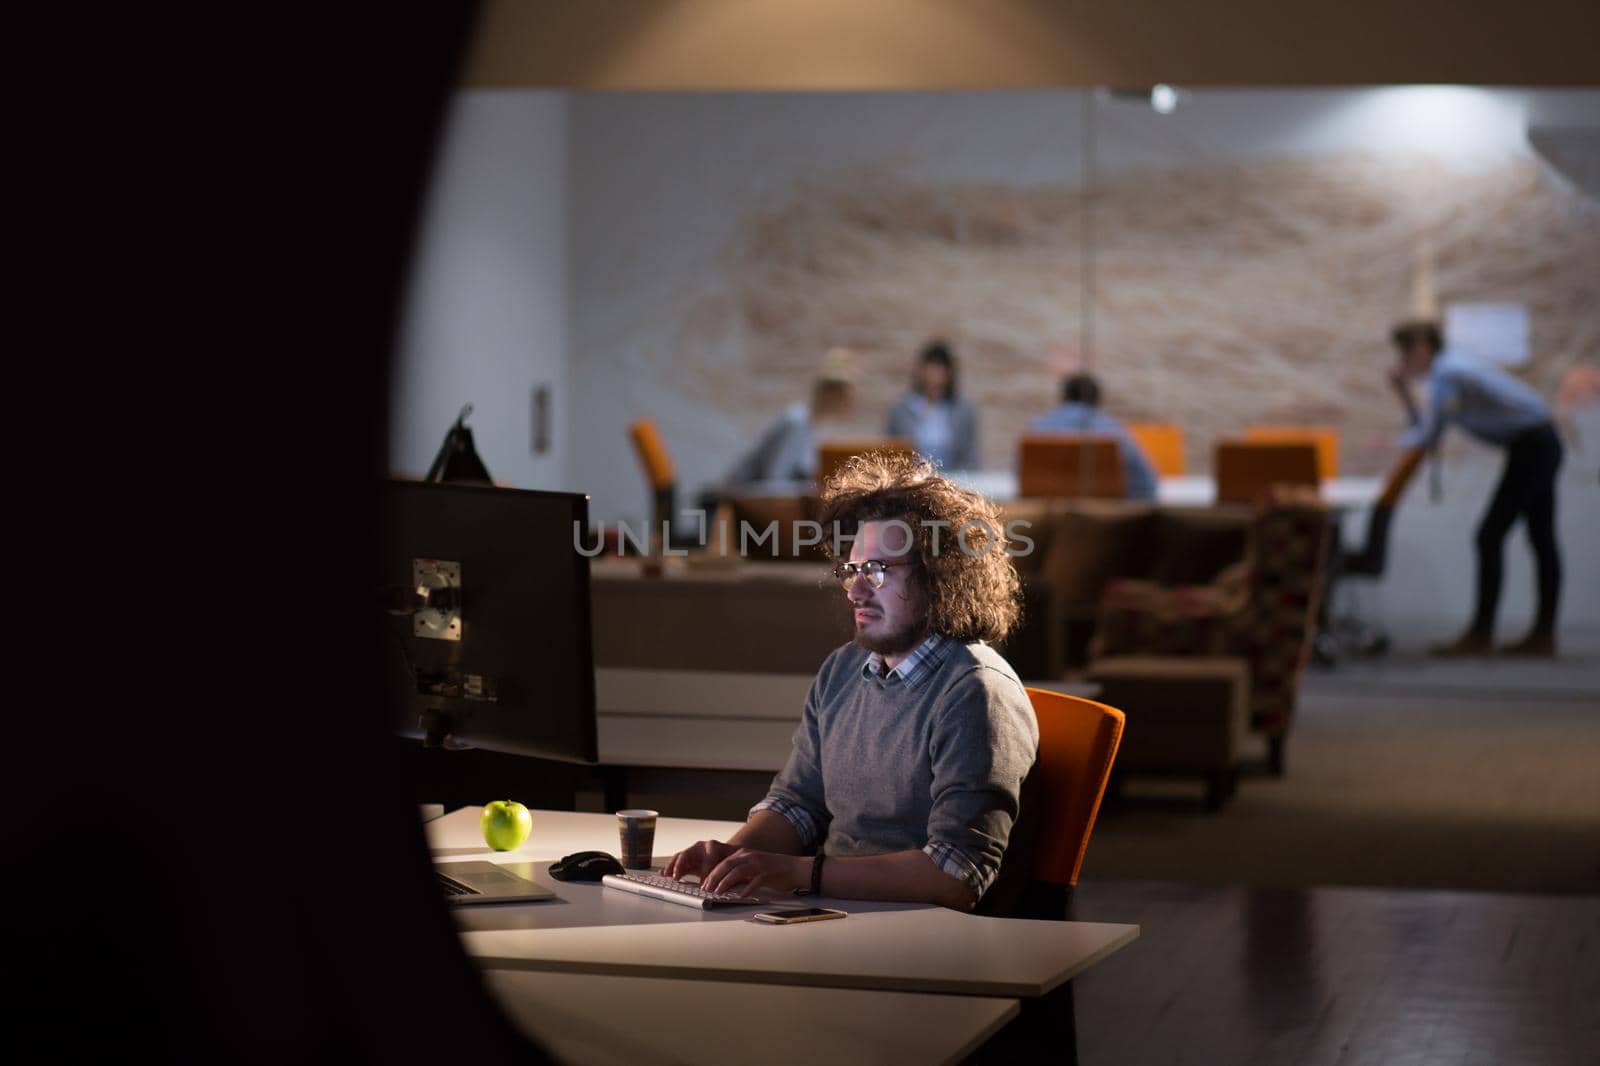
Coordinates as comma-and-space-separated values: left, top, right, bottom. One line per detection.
711, 349, 857, 498
887, 340, 981, 470
1388, 319, 1563, 657
1030, 373, 1158, 501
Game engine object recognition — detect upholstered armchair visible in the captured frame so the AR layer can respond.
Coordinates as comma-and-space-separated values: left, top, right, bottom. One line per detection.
1088, 488, 1332, 775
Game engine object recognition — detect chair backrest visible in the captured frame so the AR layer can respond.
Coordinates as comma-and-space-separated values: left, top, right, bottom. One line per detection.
817, 439, 916, 486
628, 420, 676, 491
1023, 687, 1125, 888
1243, 425, 1340, 479
1126, 422, 1186, 477
1376, 445, 1426, 509
1214, 440, 1319, 505
1018, 435, 1127, 499
723, 495, 828, 562
1345, 445, 1427, 575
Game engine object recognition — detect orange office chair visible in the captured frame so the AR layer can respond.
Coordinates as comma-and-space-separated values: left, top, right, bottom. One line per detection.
966, 688, 1124, 1062
1017, 435, 1127, 499
1344, 445, 1425, 574
1214, 439, 1320, 505
1125, 422, 1186, 477
1243, 425, 1340, 479
1009, 688, 1125, 922
629, 419, 675, 492
627, 419, 679, 547
1316, 445, 1427, 660
816, 439, 915, 486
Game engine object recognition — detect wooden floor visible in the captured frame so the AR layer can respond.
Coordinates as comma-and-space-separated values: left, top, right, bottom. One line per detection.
1080, 660, 1600, 895
1067, 880, 1600, 1066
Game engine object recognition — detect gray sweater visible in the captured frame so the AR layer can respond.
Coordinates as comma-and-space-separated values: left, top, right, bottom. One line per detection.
756, 639, 1038, 895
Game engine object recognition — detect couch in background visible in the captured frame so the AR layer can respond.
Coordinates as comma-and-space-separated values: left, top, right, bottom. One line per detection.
1086, 656, 1252, 810
999, 499, 1255, 679
1087, 488, 1332, 776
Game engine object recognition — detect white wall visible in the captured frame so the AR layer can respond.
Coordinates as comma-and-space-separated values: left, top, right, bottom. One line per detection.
390, 90, 570, 492
1346, 430, 1600, 646
566, 91, 1090, 528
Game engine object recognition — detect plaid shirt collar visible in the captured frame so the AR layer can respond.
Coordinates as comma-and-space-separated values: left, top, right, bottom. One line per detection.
862, 633, 954, 687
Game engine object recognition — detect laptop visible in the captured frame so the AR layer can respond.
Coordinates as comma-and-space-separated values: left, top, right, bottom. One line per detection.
434, 861, 558, 905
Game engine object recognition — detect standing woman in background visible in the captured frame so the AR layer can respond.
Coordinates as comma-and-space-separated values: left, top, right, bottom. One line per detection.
888, 341, 981, 470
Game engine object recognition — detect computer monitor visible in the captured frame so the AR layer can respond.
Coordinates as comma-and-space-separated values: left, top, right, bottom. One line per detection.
383, 479, 598, 763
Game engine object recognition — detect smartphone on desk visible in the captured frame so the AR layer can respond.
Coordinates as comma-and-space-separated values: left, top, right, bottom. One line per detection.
752, 907, 847, 925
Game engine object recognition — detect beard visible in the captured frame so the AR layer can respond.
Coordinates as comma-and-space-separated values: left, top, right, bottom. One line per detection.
854, 614, 929, 657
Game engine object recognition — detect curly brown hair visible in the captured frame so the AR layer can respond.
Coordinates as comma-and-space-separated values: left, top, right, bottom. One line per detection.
819, 451, 1023, 644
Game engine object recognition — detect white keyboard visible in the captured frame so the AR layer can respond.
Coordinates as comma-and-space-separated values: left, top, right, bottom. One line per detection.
601, 872, 765, 910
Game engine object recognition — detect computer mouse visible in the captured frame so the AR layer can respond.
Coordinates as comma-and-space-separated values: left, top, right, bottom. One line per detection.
550, 850, 625, 881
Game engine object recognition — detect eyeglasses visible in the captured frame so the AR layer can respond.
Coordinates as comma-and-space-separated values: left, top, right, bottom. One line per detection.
831, 558, 913, 590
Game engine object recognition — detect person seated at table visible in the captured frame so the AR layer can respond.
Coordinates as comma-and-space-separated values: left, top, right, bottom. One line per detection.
664, 452, 1039, 911
886, 340, 981, 470
1029, 372, 1158, 500
1388, 319, 1564, 657
711, 350, 856, 496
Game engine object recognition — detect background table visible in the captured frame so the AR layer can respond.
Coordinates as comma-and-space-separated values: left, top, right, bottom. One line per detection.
594, 669, 1100, 773
735, 472, 1382, 508
596, 668, 813, 771
949, 470, 1381, 508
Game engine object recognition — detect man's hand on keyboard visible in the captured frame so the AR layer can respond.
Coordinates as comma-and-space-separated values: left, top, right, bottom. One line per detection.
661, 840, 738, 882
699, 848, 809, 897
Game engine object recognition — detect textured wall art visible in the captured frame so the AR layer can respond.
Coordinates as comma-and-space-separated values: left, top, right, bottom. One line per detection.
662, 156, 1598, 475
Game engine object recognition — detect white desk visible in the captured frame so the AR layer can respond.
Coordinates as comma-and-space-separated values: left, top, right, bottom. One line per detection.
464, 896, 1137, 996
427, 807, 1139, 997
427, 804, 753, 862
481, 969, 1018, 1066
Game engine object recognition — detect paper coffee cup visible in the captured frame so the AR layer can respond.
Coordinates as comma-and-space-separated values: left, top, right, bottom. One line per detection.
617, 809, 659, 869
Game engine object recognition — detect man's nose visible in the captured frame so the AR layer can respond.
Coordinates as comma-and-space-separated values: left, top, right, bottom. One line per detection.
846, 573, 873, 600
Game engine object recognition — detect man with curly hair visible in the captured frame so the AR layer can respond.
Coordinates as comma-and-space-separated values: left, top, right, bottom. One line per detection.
663, 453, 1040, 912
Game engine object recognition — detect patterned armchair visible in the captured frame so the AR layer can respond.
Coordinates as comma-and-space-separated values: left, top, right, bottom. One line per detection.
1088, 488, 1332, 775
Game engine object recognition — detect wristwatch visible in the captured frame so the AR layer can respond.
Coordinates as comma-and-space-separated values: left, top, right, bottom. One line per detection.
795, 849, 825, 896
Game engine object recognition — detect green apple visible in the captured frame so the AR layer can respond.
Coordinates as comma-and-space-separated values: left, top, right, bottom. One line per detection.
481, 800, 532, 851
